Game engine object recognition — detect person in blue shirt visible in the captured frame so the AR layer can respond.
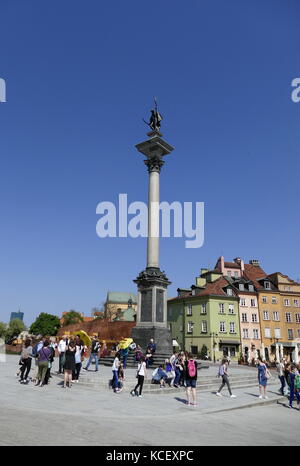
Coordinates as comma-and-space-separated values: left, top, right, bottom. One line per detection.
288, 365, 300, 410
152, 366, 167, 388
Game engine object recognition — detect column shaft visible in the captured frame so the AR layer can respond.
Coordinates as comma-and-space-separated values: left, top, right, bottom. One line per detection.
147, 170, 159, 268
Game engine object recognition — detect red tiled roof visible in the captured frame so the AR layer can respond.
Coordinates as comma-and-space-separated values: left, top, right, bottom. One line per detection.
243, 264, 267, 289
224, 262, 240, 269
197, 276, 238, 297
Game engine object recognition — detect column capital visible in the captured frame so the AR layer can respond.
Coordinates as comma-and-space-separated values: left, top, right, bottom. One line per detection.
144, 156, 164, 173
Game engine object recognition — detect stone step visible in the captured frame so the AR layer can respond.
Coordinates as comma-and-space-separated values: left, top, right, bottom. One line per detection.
53, 373, 263, 395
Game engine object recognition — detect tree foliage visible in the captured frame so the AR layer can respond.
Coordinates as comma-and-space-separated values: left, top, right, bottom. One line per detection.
199, 344, 208, 360
0, 322, 7, 339
62, 310, 83, 326
29, 313, 61, 336
5, 318, 26, 343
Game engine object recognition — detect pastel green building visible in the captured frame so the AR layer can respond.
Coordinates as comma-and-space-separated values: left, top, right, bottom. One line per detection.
167, 270, 241, 361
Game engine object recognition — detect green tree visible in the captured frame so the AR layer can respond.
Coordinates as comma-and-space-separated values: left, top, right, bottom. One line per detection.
199, 344, 208, 360
29, 313, 61, 336
0, 322, 7, 339
5, 318, 26, 344
62, 310, 83, 326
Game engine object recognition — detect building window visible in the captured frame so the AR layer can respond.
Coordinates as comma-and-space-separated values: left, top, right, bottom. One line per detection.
242, 313, 248, 323
219, 321, 226, 333
239, 284, 245, 291
275, 328, 281, 339
243, 328, 249, 339
253, 329, 259, 339
265, 328, 271, 338
187, 322, 194, 333
219, 303, 225, 314
273, 311, 279, 321
264, 282, 271, 290
294, 300, 299, 308
201, 321, 207, 333
227, 271, 232, 277
248, 284, 254, 292
262, 296, 267, 304
298, 330, 300, 339
251, 299, 256, 307
272, 297, 277, 304
187, 304, 192, 316
228, 304, 235, 314
288, 329, 293, 340
227, 288, 233, 296
295, 314, 300, 324
284, 299, 290, 307
263, 311, 269, 321
229, 322, 235, 334
201, 303, 207, 314
252, 313, 258, 323
240, 298, 246, 306
234, 271, 239, 278
285, 313, 292, 323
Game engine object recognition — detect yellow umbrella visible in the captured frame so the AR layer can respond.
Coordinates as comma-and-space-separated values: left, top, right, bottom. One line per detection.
118, 338, 133, 349
72, 330, 92, 347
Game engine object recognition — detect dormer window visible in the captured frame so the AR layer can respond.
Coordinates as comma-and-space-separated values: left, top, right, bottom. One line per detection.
248, 285, 254, 292
264, 281, 271, 290
227, 288, 233, 296
239, 284, 245, 291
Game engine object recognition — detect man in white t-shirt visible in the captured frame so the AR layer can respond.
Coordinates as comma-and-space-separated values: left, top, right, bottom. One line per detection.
57, 336, 67, 374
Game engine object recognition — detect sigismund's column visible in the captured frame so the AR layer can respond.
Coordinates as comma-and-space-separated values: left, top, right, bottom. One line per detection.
131, 121, 174, 354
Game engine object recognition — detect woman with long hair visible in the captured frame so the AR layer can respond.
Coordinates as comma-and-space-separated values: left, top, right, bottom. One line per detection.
257, 357, 271, 399
131, 356, 147, 397
63, 339, 76, 388
19, 339, 33, 384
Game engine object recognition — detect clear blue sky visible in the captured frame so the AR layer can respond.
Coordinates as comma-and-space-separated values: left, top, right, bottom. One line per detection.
1, 0, 299, 326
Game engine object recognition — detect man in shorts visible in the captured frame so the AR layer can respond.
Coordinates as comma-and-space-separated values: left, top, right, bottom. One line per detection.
185, 353, 198, 406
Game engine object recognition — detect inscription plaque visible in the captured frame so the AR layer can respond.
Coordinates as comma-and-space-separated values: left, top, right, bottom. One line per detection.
141, 289, 152, 322
156, 288, 164, 322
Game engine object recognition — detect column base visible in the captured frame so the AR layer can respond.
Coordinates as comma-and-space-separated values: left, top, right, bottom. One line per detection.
131, 326, 173, 354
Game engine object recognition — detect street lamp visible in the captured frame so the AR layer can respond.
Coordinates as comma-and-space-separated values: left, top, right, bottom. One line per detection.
210, 332, 218, 363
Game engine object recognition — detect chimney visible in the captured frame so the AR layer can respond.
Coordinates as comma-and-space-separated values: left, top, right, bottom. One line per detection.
249, 260, 260, 267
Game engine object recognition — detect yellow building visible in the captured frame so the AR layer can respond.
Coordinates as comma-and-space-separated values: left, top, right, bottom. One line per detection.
104, 292, 137, 321
267, 273, 300, 362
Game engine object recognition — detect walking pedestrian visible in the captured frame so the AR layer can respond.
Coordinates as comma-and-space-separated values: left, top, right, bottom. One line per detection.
19, 339, 33, 384
63, 339, 76, 388
288, 365, 300, 409
73, 337, 85, 382
35, 339, 52, 387
257, 358, 271, 399
112, 351, 121, 393
83, 336, 100, 372
284, 362, 291, 395
121, 346, 129, 369
216, 359, 236, 398
131, 356, 147, 397
185, 353, 197, 406
57, 336, 67, 374
276, 359, 286, 395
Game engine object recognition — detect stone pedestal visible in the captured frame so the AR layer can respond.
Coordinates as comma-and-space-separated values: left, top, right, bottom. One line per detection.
132, 130, 174, 354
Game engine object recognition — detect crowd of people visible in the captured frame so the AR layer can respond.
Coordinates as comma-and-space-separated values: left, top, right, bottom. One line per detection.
15, 336, 300, 409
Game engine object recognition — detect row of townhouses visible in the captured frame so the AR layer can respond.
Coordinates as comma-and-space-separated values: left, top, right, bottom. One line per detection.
167, 257, 300, 363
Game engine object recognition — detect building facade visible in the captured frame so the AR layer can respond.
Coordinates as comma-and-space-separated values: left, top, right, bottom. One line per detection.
104, 292, 137, 321
168, 272, 241, 361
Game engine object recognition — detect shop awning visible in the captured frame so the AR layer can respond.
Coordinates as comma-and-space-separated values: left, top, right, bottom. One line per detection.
219, 340, 240, 346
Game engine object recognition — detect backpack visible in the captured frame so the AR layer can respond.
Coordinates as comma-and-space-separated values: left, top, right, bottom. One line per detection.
187, 359, 196, 378
294, 374, 300, 390
218, 364, 225, 377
